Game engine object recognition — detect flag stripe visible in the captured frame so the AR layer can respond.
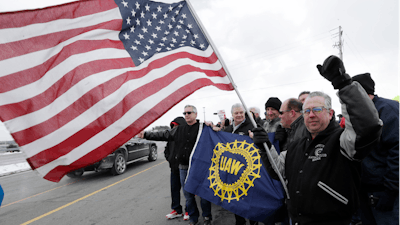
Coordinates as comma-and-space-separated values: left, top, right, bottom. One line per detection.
0, 20, 122, 62
0, 4, 119, 42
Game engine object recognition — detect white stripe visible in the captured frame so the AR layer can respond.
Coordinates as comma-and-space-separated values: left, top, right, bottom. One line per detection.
35, 68, 230, 175
5, 46, 216, 131
317, 181, 348, 205
0, 8, 121, 45
0, 29, 120, 78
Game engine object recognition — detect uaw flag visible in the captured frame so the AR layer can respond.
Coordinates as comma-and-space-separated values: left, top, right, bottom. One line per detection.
0, 0, 232, 182
185, 126, 284, 223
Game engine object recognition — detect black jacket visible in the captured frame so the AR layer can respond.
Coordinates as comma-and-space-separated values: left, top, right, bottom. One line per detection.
145, 120, 201, 166
164, 117, 187, 171
223, 113, 254, 135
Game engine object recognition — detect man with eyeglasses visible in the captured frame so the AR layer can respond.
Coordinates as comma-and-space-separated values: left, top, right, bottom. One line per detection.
251, 55, 382, 224
138, 105, 212, 225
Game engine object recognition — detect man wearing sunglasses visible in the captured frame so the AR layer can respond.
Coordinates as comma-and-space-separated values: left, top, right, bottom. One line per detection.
278, 98, 305, 152
138, 105, 212, 225
251, 55, 382, 224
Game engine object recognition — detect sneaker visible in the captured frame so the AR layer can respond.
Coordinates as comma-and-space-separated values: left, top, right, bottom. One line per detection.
203, 217, 211, 225
183, 212, 190, 221
166, 210, 183, 219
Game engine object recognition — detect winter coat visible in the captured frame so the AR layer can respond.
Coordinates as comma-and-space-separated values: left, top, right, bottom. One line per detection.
361, 95, 399, 193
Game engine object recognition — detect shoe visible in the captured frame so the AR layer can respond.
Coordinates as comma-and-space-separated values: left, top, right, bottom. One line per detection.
166, 210, 183, 219
203, 217, 211, 225
188, 221, 198, 225
183, 212, 190, 221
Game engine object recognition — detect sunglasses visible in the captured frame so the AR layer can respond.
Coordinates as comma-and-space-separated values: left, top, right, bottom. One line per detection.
183, 111, 194, 115
302, 106, 328, 115
279, 110, 291, 115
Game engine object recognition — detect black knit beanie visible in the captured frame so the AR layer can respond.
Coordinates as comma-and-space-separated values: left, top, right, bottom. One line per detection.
352, 73, 375, 95
265, 97, 282, 111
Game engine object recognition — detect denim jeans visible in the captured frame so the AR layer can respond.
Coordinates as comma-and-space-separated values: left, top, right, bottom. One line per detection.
170, 169, 183, 214
180, 168, 211, 223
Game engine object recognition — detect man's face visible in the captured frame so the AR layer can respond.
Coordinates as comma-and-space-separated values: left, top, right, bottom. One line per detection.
184, 107, 197, 125
232, 107, 245, 126
299, 93, 309, 104
303, 96, 333, 136
266, 107, 279, 120
279, 100, 292, 128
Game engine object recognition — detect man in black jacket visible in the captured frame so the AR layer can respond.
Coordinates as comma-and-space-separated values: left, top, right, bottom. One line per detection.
251, 55, 382, 224
138, 105, 211, 225
165, 116, 189, 220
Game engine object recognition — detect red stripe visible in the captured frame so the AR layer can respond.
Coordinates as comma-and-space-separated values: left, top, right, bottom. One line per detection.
0, 50, 217, 121
26, 67, 230, 169
0, 0, 117, 29
42, 78, 232, 182
0, 20, 122, 61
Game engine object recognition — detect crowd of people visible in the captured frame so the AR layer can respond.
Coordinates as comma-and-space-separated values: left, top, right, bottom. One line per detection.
138, 55, 399, 225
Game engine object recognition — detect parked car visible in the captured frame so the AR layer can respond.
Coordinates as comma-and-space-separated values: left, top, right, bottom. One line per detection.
67, 137, 158, 178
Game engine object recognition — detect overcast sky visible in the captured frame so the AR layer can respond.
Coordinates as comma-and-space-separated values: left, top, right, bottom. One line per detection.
0, 0, 398, 140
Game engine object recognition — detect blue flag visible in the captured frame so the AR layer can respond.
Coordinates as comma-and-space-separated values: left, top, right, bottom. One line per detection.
0, 184, 4, 206
185, 126, 284, 223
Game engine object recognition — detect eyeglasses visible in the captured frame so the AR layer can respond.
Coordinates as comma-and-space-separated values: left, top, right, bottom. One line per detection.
302, 106, 329, 115
183, 111, 194, 115
279, 110, 291, 115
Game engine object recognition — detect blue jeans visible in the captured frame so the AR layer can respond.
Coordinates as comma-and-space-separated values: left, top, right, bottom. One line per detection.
171, 169, 183, 214
180, 168, 211, 223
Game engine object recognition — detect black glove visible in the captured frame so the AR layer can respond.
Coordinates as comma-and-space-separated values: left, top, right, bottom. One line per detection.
317, 55, 352, 89
375, 190, 397, 211
274, 125, 287, 143
252, 127, 272, 151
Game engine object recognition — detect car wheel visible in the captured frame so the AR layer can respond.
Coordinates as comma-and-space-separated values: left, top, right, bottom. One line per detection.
111, 152, 126, 175
148, 145, 157, 161
66, 169, 84, 178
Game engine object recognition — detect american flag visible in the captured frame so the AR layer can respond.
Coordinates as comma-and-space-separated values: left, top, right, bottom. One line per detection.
0, 0, 233, 182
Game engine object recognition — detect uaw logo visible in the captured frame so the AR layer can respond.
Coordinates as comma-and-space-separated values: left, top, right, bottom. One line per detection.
308, 144, 327, 162
208, 140, 262, 203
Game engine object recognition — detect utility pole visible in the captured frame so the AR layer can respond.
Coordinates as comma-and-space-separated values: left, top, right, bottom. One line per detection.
333, 26, 344, 60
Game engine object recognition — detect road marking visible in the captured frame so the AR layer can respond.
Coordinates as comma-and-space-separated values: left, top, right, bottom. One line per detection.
1, 179, 83, 208
21, 161, 166, 225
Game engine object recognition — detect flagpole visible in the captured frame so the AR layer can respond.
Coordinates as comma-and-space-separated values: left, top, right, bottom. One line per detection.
185, 0, 290, 199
